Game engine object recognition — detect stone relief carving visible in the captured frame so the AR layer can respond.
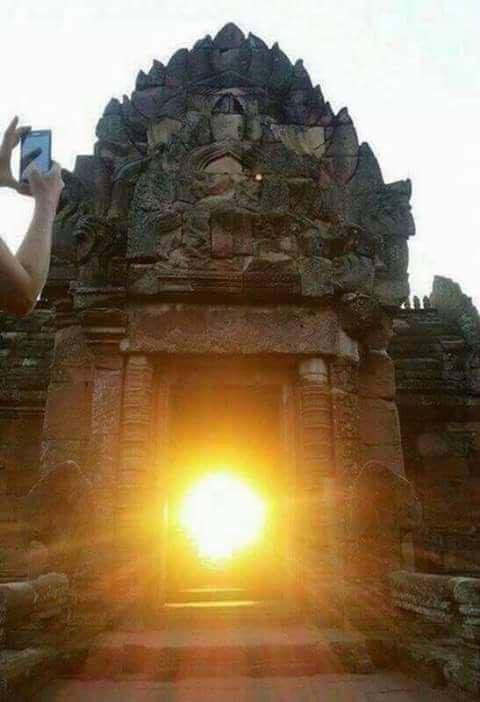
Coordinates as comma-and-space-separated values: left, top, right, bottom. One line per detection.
74, 214, 125, 285
22, 460, 95, 576
50, 23, 415, 311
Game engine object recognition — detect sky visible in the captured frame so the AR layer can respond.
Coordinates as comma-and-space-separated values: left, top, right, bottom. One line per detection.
1, 0, 479, 305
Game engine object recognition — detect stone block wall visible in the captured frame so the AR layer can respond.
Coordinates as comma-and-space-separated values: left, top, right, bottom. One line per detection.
391, 307, 480, 574
0, 307, 54, 493
0, 307, 54, 583
390, 570, 480, 695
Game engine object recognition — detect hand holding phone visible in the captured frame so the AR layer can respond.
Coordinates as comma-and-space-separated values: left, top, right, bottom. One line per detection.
20, 130, 52, 183
0, 118, 62, 207
0, 116, 32, 192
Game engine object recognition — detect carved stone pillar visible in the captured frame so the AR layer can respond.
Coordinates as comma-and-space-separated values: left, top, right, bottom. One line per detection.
297, 358, 337, 614
330, 356, 363, 625
358, 349, 405, 477
149, 372, 170, 607
298, 358, 333, 485
41, 325, 94, 474
90, 355, 124, 549
279, 382, 298, 598
330, 357, 361, 481
117, 354, 154, 603
53, 351, 125, 631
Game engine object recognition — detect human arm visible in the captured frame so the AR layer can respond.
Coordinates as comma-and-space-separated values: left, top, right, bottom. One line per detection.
0, 117, 64, 315
0, 206, 55, 318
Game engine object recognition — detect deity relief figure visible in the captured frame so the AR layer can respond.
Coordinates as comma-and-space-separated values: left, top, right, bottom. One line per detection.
74, 214, 123, 284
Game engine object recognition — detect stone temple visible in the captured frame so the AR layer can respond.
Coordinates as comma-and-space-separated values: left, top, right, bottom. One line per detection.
0, 23, 479, 700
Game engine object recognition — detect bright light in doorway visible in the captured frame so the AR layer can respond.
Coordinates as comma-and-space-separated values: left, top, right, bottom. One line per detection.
179, 472, 266, 562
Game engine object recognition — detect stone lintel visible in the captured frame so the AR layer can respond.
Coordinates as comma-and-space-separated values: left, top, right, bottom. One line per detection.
124, 303, 359, 360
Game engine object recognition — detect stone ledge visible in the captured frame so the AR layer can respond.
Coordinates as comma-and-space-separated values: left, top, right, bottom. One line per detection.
390, 570, 480, 696
125, 303, 359, 360
0, 574, 70, 650
0, 647, 57, 701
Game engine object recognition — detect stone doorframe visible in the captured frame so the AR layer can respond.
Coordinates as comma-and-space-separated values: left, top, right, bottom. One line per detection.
41, 303, 410, 622
81, 302, 406, 616
113, 352, 357, 615
148, 356, 299, 608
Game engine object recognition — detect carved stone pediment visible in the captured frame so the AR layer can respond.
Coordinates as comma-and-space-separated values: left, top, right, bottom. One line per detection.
51, 23, 415, 311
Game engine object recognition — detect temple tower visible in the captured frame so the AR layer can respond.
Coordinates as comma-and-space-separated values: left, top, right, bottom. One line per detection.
42, 22, 418, 619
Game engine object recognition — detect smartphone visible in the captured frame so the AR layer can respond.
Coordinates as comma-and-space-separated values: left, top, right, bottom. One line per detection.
20, 130, 52, 183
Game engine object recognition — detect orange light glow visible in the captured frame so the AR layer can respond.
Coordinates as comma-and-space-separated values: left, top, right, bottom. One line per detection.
179, 471, 266, 562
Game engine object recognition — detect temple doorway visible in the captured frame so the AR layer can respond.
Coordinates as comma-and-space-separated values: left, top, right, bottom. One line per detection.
164, 381, 289, 604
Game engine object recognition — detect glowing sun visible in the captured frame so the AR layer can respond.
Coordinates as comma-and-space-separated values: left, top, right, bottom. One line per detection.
179, 472, 266, 562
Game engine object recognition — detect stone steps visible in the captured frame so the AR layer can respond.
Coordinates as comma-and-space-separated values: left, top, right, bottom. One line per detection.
62, 609, 374, 681
72, 640, 373, 681
158, 599, 301, 627
0, 610, 375, 697
33, 672, 467, 702
171, 586, 248, 603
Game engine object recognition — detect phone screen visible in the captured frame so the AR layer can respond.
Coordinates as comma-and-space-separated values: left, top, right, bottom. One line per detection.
20, 130, 51, 182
